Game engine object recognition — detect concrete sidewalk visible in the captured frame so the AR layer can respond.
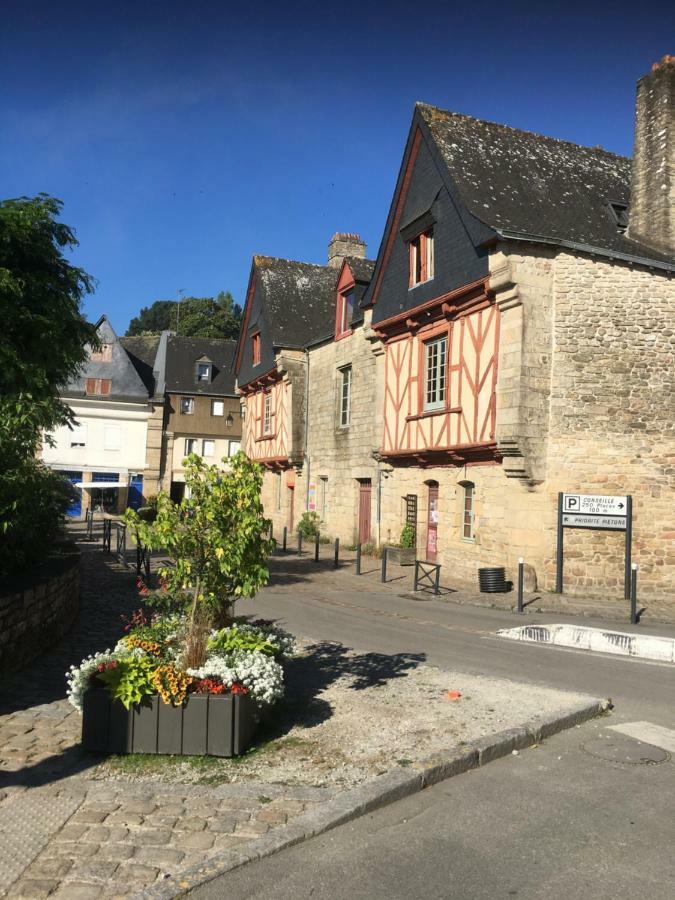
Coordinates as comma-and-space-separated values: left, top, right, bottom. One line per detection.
274, 543, 675, 627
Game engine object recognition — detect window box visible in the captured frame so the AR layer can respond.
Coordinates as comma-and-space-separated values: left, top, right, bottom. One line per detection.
81, 688, 260, 757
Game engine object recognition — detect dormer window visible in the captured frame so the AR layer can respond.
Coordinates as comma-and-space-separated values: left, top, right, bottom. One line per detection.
252, 332, 261, 366
196, 362, 212, 383
409, 228, 434, 287
335, 290, 354, 338
608, 201, 629, 232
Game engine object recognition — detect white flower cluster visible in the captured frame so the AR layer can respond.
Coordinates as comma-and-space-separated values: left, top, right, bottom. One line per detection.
235, 620, 297, 657
188, 649, 285, 705
66, 649, 117, 711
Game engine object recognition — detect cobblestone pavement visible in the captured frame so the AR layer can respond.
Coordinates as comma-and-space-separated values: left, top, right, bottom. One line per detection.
0, 536, 331, 898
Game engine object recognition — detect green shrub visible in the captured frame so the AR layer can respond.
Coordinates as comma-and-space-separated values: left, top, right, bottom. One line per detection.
399, 523, 416, 549
298, 511, 320, 538
0, 461, 72, 577
361, 542, 382, 558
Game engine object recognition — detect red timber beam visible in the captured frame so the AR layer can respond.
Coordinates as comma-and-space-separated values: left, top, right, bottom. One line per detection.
375, 277, 490, 342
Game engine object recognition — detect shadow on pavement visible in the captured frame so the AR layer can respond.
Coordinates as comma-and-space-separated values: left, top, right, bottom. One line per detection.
255, 637, 426, 742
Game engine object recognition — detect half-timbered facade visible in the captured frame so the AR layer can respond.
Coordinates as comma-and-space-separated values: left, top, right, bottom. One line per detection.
361, 63, 675, 596
235, 251, 343, 534
238, 58, 674, 600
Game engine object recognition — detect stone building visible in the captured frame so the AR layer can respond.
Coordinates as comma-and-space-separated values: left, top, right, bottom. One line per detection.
158, 335, 241, 501
42, 316, 161, 516
238, 58, 675, 600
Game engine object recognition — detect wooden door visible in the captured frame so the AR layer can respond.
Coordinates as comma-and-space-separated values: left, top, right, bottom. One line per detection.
287, 485, 294, 532
426, 482, 439, 561
358, 479, 372, 544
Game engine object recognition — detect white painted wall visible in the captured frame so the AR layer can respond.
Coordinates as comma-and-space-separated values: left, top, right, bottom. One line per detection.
42, 399, 150, 473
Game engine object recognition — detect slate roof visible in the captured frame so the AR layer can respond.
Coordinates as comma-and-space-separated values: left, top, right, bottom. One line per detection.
120, 336, 160, 396
417, 103, 674, 269
254, 256, 339, 348
344, 256, 376, 284
164, 336, 237, 395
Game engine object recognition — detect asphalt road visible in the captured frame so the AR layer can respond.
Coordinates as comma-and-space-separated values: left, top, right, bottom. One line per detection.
191, 558, 675, 899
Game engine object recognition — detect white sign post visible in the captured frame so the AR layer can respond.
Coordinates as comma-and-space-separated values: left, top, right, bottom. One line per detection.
556, 493, 633, 599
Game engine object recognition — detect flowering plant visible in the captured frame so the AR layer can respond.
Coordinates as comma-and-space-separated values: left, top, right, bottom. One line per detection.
67, 615, 292, 711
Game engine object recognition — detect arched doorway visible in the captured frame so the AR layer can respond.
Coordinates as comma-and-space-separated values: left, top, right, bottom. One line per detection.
426, 481, 439, 561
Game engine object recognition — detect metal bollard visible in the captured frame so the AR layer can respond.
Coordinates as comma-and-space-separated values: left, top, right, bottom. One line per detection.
334, 537, 339, 568
282, 526, 287, 552
630, 563, 638, 624
381, 547, 388, 583
517, 557, 525, 614
434, 563, 441, 596
315, 531, 320, 562
356, 543, 362, 575
298, 531, 303, 556
413, 560, 419, 592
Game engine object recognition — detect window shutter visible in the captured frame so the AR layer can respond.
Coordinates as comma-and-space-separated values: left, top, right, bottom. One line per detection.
85, 378, 96, 395
100, 379, 112, 395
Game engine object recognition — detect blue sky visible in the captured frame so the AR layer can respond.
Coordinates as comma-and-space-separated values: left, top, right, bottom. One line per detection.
2, 1, 673, 334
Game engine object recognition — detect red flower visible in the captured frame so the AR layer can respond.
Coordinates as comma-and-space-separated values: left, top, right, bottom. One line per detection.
231, 683, 248, 695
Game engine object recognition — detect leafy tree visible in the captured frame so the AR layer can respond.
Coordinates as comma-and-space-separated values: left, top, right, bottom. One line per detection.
126, 292, 242, 339
0, 195, 96, 575
125, 453, 274, 662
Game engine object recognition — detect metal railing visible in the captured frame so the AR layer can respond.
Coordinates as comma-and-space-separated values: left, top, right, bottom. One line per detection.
413, 560, 441, 595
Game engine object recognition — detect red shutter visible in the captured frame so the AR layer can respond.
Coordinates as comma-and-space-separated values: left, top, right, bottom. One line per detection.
100, 379, 112, 395
420, 233, 428, 282
408, 241, 415, 288
85, 378, 96, 395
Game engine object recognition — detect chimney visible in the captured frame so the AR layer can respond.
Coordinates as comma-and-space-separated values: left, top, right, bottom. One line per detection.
628, 55, 675, 254
327, 232, 367, 269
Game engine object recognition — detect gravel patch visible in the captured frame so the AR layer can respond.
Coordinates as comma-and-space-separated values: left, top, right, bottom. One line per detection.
97, 639, 593, 789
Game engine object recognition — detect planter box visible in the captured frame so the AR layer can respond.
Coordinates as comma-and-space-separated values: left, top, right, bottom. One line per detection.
385, 547, 417, 566
81, 688, 259, 757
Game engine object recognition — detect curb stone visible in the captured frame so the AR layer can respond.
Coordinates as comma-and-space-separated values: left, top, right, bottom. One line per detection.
132, 696, 610, 899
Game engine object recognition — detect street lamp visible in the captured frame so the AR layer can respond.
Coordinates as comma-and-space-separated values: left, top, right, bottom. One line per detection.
225, 413, 234, 428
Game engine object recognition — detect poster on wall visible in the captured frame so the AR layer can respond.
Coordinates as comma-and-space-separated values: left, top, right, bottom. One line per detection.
308, 482, 316, 511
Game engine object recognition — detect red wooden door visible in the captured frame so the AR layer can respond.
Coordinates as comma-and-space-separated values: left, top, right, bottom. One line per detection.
358, 480, 372, 545
287, 486, 294, 532
426, 482, 439, 561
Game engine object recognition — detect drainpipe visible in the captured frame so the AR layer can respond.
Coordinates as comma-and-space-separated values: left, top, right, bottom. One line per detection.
304, 348, 310, 510
376, 461, 382, 547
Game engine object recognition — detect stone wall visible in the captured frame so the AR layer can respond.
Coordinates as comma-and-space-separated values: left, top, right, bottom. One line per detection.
544, 251, 675, 597
303, 313, 383, 544
0, 545, 80, 673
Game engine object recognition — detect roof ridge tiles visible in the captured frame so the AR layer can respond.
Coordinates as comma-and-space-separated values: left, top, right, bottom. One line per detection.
415, 101, 628, 160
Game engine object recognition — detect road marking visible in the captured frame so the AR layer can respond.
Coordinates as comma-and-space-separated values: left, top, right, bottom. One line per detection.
497, 623, 675, 664
608, 721, 675, 753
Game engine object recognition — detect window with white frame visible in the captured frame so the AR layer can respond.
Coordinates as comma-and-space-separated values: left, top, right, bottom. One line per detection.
180, 397, 194, 414
70, 423, 87, 447
184, 437, 198, 455
103, 425, 121, 451
228, 439, 241, 457
462, 482, 475, 540
263, 392, 272, 435
202, 439, 215, 457
424, 335, 447, 411
211, 399, 224, 416
338, 365, 351, 427
409, 228, 434, 287
196, 362, 212, 383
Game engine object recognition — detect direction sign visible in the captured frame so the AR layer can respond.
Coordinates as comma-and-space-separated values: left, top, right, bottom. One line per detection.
562, 494, 628, 517
562, 513, 627, 531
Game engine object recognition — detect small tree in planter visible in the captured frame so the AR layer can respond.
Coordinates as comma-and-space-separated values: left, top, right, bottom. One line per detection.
126, 453, 274, 657
71, 453, 286, 757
